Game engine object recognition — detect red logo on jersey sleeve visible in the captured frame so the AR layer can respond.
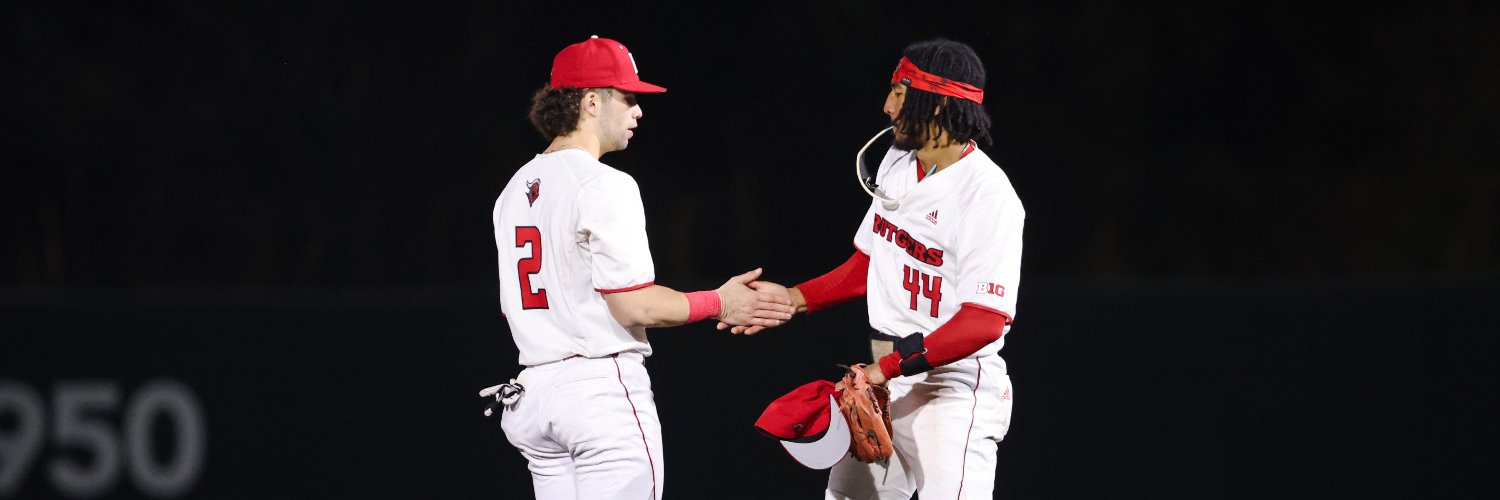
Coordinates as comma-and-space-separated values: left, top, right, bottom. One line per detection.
525, 179, 541, 206
976, 282, 1005, 297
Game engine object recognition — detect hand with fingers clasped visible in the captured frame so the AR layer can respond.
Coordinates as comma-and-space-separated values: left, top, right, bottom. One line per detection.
718, 280, 794, 335
714, 269, 795, 329
834, 362, 889, 390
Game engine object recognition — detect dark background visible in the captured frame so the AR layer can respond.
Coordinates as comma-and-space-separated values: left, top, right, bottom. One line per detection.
3, 1, 1497, 498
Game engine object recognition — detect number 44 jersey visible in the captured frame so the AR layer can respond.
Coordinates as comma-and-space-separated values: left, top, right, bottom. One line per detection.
855, 145, 1024, 359
494, 149, 656, 366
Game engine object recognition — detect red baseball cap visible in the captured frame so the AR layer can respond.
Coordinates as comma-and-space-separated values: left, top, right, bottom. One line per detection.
549, 36, 666, 93
754, 380, 850, 469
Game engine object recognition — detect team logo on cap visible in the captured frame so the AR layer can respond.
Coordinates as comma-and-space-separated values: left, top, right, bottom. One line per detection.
525, 179, 541, 206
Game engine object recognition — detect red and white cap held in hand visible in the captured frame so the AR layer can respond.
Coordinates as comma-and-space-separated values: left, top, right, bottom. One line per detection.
754, 380, 850, 470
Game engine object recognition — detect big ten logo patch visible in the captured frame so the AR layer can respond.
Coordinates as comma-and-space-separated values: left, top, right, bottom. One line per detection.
976, 282, 1005, 297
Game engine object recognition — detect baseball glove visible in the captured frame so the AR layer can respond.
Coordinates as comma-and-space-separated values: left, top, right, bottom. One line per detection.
838, 364, 894, 462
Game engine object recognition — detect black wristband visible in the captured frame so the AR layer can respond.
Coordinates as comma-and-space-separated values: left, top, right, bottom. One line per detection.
898, 353, 934, 375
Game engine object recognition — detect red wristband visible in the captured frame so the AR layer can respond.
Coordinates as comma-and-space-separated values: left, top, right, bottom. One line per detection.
684, 290, 721, 323
877, 353, 903, 380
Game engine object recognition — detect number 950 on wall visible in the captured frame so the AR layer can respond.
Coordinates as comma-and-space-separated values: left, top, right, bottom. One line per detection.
0, 379, 206, 499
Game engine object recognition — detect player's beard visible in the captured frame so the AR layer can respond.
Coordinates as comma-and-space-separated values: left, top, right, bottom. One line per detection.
890, 121, 925, 151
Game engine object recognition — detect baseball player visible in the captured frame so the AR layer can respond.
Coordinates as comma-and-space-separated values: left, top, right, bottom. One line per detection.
728, 39, 1022, 499
487, 36, 794, 500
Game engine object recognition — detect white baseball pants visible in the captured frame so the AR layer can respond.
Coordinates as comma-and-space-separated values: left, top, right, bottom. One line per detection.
501, 352, 663, 500
826, 355, 1013, 500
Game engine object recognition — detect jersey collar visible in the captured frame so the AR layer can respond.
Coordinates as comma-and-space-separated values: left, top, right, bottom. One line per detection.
916, 141, 977, 182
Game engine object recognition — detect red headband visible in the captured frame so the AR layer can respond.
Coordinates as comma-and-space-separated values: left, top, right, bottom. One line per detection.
891, 57, 984, 104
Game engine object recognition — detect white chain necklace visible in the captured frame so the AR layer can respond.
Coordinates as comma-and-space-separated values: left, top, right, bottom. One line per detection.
543, 143, 586, 154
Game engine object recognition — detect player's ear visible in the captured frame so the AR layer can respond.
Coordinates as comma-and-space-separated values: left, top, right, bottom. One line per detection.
582, 90, 601, 117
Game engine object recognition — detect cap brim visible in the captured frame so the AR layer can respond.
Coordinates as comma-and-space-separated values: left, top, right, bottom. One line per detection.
614, 80, 666, 93
778, 394, 850, 470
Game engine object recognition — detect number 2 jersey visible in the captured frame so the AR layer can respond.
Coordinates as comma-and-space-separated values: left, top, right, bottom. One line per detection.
855, 144, 1024, 360
494, 149, 656, 366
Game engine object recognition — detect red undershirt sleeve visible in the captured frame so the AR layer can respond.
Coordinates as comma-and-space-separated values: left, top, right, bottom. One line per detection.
794, 250, 870, 313
877, 303, 1009, 380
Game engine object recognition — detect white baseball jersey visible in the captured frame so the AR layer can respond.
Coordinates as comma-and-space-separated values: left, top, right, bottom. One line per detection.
853, 144, 1024, 359
494, 149, 656, 366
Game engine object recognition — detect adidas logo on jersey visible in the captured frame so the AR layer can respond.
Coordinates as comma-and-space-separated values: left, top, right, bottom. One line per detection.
926, 210, 939, 224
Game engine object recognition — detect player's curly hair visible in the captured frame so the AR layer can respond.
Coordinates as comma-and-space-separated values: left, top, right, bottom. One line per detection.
893, 39, 993, 146
528, 86, 589, 142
